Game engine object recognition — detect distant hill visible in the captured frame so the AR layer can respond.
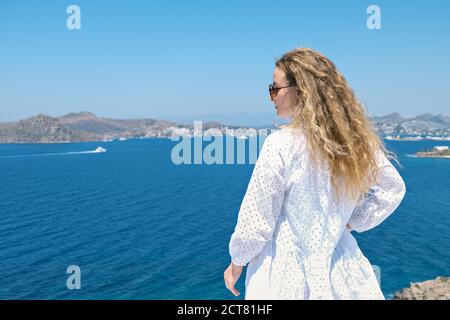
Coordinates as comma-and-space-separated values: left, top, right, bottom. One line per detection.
0, 112, 231, 143
0, 114, 94, 143
161, 112, 279, 128
1, 111, 449, 143
371, 113, 450, 136
58, 111, 161, 136
371, 112, 406, 124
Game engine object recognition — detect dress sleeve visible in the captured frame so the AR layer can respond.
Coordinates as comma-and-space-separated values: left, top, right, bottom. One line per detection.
347, 149, 406, 233
228, 133, 285, 267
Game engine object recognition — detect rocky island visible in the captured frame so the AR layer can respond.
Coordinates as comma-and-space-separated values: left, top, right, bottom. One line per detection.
416, 146, 450, 158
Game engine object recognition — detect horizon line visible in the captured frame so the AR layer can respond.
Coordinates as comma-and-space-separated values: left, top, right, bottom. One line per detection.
1, 110, 449, 124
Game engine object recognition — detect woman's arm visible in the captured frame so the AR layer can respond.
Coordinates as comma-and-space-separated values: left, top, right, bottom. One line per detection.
347, 150, 406, 233
228, 133, 285, 267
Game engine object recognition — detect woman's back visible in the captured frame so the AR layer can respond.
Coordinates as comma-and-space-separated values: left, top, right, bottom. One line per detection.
274, 126, 356, 256
229, 126, 406, 299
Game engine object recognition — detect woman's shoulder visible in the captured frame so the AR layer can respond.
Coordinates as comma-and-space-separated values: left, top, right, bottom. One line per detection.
267, 125, 306, 144
263, 125, 307, 156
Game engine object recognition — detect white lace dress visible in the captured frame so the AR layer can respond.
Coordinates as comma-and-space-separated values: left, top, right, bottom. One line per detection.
228, 127, 406, 300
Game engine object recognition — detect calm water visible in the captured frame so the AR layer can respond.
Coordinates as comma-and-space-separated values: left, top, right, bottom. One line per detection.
0, 138, 449, 299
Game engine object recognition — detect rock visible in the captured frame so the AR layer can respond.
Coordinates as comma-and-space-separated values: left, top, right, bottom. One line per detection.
393, 277, 450, 300
0, 114, 96, 143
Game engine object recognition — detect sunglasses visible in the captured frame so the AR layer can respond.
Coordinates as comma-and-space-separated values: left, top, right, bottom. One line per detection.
269, 83, 296, 100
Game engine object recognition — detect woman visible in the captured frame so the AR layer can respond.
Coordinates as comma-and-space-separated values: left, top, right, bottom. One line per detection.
224, 47, 406, 299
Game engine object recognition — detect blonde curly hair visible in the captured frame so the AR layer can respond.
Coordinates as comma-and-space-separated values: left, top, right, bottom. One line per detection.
275, 47, 399, 201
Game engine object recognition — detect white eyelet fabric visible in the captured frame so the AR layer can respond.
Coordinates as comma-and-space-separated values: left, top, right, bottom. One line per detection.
228, 127, 406, 300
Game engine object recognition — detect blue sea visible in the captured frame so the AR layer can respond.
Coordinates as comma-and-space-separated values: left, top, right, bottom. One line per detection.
0, 137, 449, 299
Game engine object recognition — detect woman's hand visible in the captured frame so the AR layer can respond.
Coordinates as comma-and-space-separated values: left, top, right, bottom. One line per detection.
224, 262, 243, 297
346, 223, 352, 231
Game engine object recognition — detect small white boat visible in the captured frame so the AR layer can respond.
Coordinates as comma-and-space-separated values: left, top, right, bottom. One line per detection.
94, 146, 107, 153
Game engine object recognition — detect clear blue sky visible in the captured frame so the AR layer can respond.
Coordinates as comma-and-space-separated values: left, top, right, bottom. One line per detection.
1, 0, 449, 122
